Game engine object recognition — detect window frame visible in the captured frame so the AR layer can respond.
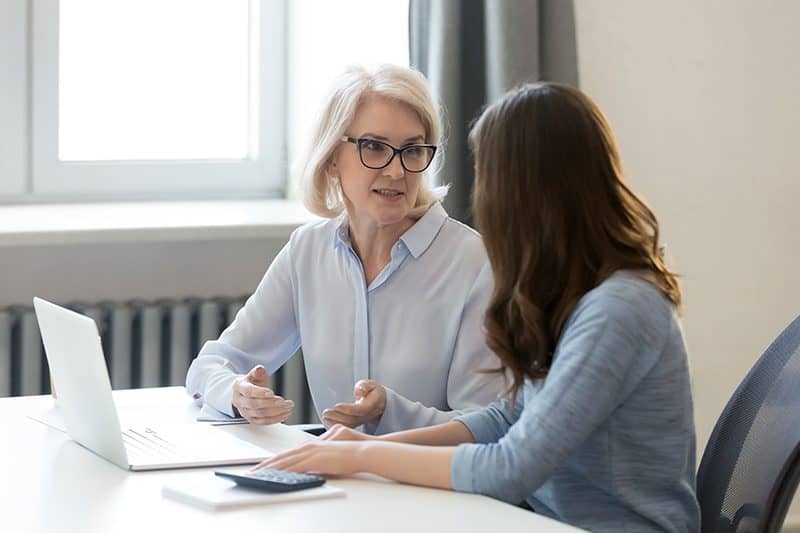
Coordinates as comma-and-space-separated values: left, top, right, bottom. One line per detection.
27, 0, 287, 201
0, 0, 28, 197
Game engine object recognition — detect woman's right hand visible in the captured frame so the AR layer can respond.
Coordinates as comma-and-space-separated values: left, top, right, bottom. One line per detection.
319, 423, 377, 442
232, 365, 294, 425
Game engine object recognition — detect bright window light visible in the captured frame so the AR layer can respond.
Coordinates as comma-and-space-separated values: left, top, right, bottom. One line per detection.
287, 0, 410, 168
58, 0, 251, 161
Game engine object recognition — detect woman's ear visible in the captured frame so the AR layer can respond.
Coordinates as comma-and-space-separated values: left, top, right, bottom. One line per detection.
327, 159, 339, 180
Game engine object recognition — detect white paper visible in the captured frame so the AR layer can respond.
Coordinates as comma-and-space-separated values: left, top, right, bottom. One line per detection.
162, 473, 345, 510
196, 403, 248, 425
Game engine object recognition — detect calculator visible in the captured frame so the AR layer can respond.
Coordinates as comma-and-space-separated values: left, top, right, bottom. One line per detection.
215, 469, 326, 493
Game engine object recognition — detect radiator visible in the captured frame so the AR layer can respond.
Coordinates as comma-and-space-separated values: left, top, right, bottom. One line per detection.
0, 298, 317, 424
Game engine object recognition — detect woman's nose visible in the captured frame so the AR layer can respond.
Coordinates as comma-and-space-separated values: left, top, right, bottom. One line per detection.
382, 154, 405, 179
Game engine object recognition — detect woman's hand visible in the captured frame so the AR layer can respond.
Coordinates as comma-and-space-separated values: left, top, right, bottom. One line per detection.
252, 440, 367, 476
252, 435, 456, 490
320, 423, 377, 442
321, 379, 387, 428
232, 365, 294, 425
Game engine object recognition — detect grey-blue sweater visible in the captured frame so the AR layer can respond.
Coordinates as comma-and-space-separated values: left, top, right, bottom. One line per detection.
451, 271, 700, 532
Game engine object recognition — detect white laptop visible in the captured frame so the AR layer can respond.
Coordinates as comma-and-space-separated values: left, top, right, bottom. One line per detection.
34, 296, 271, 471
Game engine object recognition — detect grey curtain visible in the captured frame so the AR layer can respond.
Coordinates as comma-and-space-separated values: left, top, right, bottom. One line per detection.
409, 0, 579, 224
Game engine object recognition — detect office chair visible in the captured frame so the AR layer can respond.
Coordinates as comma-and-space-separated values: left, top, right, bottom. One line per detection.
697, 315, 800, 532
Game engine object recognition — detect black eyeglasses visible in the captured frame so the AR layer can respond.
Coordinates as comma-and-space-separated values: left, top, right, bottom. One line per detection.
342, 136, 437, 173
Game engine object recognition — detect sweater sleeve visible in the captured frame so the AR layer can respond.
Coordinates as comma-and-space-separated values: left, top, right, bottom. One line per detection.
450, 285, 671, 504
453, 395, 524, 444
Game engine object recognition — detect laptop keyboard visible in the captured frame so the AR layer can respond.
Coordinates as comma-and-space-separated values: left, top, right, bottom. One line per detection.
122, 427, 198, 463
120, 425, 268, 466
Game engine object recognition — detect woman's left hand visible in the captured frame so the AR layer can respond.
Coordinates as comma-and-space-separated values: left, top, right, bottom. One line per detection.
251, 440, 365, 476
321, 379, 387, 428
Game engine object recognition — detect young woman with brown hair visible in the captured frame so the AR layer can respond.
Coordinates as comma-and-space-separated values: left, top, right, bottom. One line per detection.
252, 83, 700, 533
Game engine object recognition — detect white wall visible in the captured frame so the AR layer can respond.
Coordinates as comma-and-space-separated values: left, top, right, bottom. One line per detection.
574, 0, 800, 525
0, 238, 284, 307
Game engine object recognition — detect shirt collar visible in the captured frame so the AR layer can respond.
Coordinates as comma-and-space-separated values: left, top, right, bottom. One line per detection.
332, 213, 351, 250
399, 202, 448, 259
332, 202, 448, 259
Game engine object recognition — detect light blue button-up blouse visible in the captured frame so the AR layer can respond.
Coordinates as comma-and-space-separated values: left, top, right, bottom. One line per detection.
186, 202, 503, 434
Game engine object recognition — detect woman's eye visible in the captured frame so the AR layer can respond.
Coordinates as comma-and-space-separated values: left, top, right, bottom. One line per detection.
404, 146, 423, 157
363, 141, 384, 152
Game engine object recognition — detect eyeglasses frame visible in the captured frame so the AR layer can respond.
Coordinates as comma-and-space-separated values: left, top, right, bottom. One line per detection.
341, 136, 437, 173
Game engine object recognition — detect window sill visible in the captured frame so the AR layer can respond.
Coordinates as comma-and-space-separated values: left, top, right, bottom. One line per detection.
0, 199, 319, 247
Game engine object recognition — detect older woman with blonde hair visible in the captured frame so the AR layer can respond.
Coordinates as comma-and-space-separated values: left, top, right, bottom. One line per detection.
186, 64, 502, 434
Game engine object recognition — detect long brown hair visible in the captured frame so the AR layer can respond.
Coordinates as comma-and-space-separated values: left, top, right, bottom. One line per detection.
470, 83, 681, 399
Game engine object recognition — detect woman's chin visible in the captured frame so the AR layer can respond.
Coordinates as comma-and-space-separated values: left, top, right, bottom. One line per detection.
370, 207, 412, 228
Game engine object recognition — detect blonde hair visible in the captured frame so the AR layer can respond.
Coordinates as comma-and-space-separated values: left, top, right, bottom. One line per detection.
299, 64, 448, 219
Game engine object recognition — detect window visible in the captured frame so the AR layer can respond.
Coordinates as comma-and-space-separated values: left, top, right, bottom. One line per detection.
0, 1, 28, 197
32, 0, 286, 199
0, 0, 409, 203
58, 1, 252, 162
287, 0, 410, 175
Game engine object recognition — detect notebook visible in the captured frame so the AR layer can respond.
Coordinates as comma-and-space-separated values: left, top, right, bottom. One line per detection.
162, 472, 345, 510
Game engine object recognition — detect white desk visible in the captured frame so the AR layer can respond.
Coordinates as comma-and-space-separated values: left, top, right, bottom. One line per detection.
0, 387, 581, 533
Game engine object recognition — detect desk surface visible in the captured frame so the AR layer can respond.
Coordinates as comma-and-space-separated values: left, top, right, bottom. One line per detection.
0, 387, 581, 533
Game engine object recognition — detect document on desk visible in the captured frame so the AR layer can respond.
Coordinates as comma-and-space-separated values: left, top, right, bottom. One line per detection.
196, 403, 249, 425
163, 472, 345, 510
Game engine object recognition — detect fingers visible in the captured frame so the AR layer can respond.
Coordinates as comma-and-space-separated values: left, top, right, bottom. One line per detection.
239, 407, 292, 425
240, 408, 292, 425
234, 380, 294, 423
321, 412, 355, 428
230, 368, 290, 425
321, 396, 381, 427
237, 398, 294, 422
257, 453, 309, 473
330, 401, 370, 416
253, 443, 316, 472
319, 424, 359, 441
321, 415, 354, 428
353, 379, 377, 400
246, 365, 269, 387
321, 408, 362, 428
235, 386, 278, 408
244, 411, 292, 425
322, 377, 388, 427
252, 442, 357, 477
319, 424, 345, 440
237, 380, 274, 400
246, 364, 267, 379
270, 456, 321, 474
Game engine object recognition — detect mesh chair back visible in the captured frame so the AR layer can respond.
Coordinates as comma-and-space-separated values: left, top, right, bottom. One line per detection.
697, 315, 800, 532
